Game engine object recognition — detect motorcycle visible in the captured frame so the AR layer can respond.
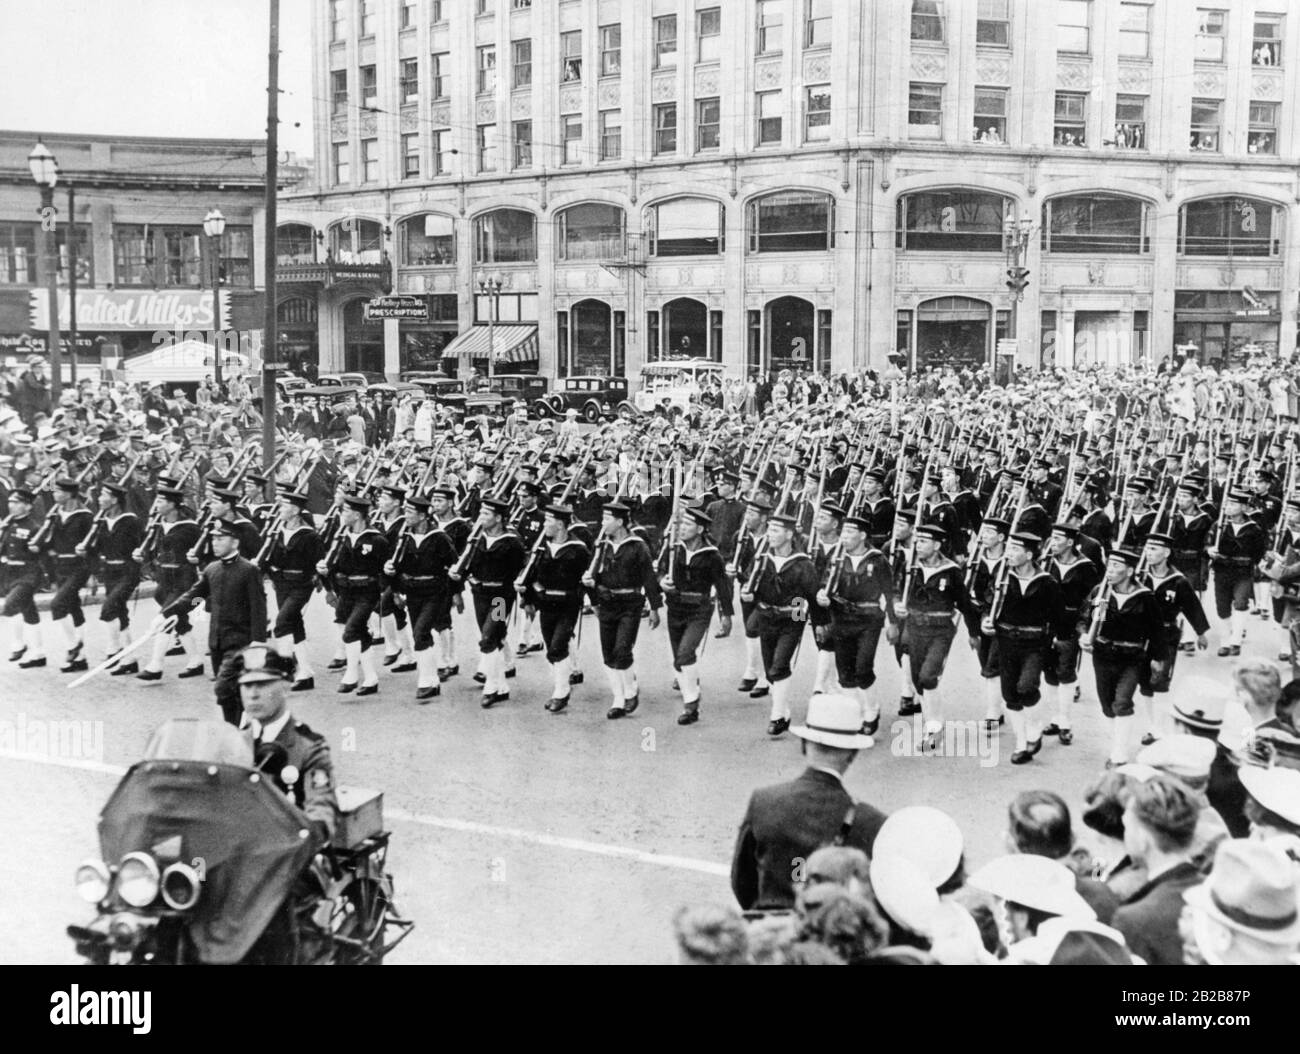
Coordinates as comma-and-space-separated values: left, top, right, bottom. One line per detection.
66, 718, 413, 965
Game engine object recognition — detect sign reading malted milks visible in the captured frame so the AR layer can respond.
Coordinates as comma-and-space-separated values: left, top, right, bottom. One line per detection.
364, 295, 429, 321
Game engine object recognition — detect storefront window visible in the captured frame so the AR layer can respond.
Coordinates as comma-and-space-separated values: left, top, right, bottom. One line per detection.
1174, 290, 1279, 366
915, 296, 991, 369
1179, 197, 1279, 256
400, 213, 456, 265
114, 224, 206, 287
570, 298, 612, 374
746, 191, 834, 253
1042, 194, 1148, 254
896, 190, 1009, 252
0, 223, 37, 284
474, 209, 536, 263
649, 197, 724, 256
557, 203, 625, 261
277, 296, 319, 375
220, 227, 254, 288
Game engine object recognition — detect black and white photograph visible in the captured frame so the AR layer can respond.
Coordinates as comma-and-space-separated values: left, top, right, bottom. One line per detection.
1, 0, 1299, 1005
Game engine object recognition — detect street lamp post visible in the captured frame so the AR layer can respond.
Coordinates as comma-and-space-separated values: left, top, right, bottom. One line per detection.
203, 208, 227, 391
27, 140, 61, 401
1003, 215, 1035, 384
476, 271, 503, 386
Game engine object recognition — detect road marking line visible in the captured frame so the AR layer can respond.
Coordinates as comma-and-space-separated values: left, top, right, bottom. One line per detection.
0, 750, 730, 878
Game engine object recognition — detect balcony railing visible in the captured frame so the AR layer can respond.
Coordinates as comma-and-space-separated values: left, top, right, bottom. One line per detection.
277, 254, 392, 291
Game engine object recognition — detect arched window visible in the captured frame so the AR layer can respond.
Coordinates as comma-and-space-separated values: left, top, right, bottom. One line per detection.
746, 191, 834, 253
277, 296, 317, 326
556, 203, 625, 261
896, 190, 1010, 251
1179, 197, 1280, 257
329, 218, 384, 263
1042, 194, 1149, 254
276, 223, 316, 265
474, 208, 536, 263
649, 197, 724, 256
399, 213, 455, 266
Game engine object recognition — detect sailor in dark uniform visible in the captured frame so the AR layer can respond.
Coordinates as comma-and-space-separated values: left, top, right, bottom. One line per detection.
317, 495, 389, 696
262, 487, 322, 691
516, 503, 589, 712
385, 494, 457, 701
1208, 487, 1268, 656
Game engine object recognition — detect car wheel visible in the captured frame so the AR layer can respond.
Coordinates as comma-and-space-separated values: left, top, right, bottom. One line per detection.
583, 402, 601, 424
616, 401, 637, 418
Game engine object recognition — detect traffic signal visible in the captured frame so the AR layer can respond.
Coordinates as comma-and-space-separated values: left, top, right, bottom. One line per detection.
1005, 266, 1030, 298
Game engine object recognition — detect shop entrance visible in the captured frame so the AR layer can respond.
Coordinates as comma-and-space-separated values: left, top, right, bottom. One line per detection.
915, 296, 991, 370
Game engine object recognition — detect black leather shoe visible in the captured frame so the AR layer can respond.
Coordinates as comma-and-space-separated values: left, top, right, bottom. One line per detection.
749, 685, 769, 698
165, 644, 185, 657
135, 669, 163, 682
545, 695, 569, 713
518, 643, 543, 656
569, 670, 584, 685
767, 717, 790, 737
1027, 737, 1043, 757
356, 684, 379, 697
8, 646, 26, 662
382, 653, 399, 666
606, 706, 626, 720
438, 664, 459, 682
1181, 642, 1198, 654
1010, 748, 1035, 765
60, 659, 89, 673
337, 681, 358, 694
623, 693, 639, 716
390, 661, 416, 674
1140, 732, 1156, 746
1216, 644, 1238, 657
678, 709, 699, 726
66, 642, 83, 661
327, 658, 347, 670
482, 691, 508, 709
861, 715, 880, 736
737, 677, 757, 692
18, 655, 47, 669
110, 661, 138, 676
1042, 723, 1062, 737
291, 678, 315, 692
1280, 651, 1294, 663
505, 667, 517, 679
178, 665, 206, 679
416, 685, 440, 702
473, 672, 487, 684
1059, 728, 1074, 745
898, 696, 921, 716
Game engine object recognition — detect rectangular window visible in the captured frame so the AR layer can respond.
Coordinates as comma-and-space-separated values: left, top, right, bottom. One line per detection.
478, 46, 497, 94
556, 311, 569, 377
361, 138, 379, 183
600, 110, 622, 160
478, 124, 498, 171
432, 53, 449, 99
1119, 2, 1151, 58
512, 0, 532, 8
908, 82, 942, 138
806, 0, 831, 47
113, 225, 150, 286
651, 198, 724, 256
747, 309, 762, 374
1249, 101, 1278, 154
1043, 195, 1148, 254
1058, 0, 1091, 54
896, 310, 913, 358
817, 310, 832, 369
1054, 91, 1087, 146
756, 90, 782, 145
476, 0, 493, 14
360, 0, 375, 37
1181, 199, 1278, 256
401, 59, 419, 104
562, 114, 583, 164
977, 0, 1010, 46
361, 64, 377, 107
0, 223, 37, 285
561, 30, 582, 82
162, 228, 203, 287
54, 223, 93, 285
401, 2, 416, 29
756, 0, 782, 56
331, 70, 348, 115
653, 103, 677, 154
513, 120, 533, 168
403, 216, 455, 267
1195, 9, 1226, 62
698, 8, 721, 62
1115, 94, 1147, 149
432, 0, 444, 22
219, 227, 253, 289
1039, 311, 1057, 366
696, 97, 721, 151
1190, 97, 1221, 151
330, 0, 346, 42
653, 15, 678, 69
333, 142, 350, 184
974, 86, 1006, 143
512, 39, 532, 88
647, 310, 661, 360
402, 133, 420, 178
912, 0, 944, 43
432, 130, 450, 175
600, 24, 622, 76
1254, 15, 1282, 66
803, 84, 830, 142
710, 310, 723, 362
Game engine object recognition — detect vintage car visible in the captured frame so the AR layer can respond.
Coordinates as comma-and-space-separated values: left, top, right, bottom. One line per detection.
633, 359, 734, 413
534, 375, 631, 422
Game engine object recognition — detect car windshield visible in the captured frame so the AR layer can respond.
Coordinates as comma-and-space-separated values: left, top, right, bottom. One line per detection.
142, 718, 253, 767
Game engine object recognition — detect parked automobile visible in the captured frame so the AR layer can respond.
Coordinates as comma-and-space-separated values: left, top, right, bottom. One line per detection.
534, 376, 631, 423
365, 382, 425, 401
633, 359, 735, 413
341, 370, 388, 387
491, 374, 549, 414
411, 377, 467, 402
315, 374, 345, 388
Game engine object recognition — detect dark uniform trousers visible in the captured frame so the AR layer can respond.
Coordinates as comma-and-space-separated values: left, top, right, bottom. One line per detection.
902, 614, 957, 692
747, 606, 807, 682
596, 593, 643, 669
99, 561, 141, 628
2, 566, 41, 623
1043, 626, 1082, 687
334, 583, 380, 646
272, 578, 315, 642
1093, 643, 1145, 719
666, 600, 712, 670
472, 587, 515, 654
996, 632, 1049, 711
49, 558, 91, 625
538, 601, 580, 663
408, 588, 450, 649
829, 607, 886, 689
153, 566, 197, 635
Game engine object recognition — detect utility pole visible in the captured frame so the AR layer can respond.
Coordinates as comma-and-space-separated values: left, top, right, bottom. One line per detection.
262, 0, 280, 485
67, 183, 77, 387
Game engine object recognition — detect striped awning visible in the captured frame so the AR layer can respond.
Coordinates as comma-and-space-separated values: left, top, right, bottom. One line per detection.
440, 324, 539, 364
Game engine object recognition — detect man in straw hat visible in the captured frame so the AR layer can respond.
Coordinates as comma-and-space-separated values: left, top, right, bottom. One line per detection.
730, 693, 886, 911
1180, 838, 1300, 965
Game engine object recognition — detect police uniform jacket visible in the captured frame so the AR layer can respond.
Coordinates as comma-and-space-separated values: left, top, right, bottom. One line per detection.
164, 553, 267, 654
243, 716, 338, 842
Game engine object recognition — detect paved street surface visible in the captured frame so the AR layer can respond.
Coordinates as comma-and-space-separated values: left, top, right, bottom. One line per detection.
0, 595, 1272, 964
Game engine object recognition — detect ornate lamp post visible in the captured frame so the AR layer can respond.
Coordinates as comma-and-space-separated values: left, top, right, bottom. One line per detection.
476, 271, 504, 386
27, 140, 61, 400
203, 207, 227, 390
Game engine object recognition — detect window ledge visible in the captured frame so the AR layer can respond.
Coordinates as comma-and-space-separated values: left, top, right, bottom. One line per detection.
802, 44, 831, 54
755, 51, 783, 60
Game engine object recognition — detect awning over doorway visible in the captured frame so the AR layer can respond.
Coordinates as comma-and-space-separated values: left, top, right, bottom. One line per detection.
440, 324, 538, 363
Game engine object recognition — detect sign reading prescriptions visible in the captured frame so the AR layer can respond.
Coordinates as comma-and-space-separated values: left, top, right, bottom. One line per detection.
30, 290, 228, 331
364, 295, 429, 321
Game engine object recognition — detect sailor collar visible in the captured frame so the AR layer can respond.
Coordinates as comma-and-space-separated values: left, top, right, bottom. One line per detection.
681, 542, 719, 560
548, 538, 587, 555
917, 559, 957, 580
611, 533, 641, 552
1111, 586, 1150, 608
482, 530, 517, 549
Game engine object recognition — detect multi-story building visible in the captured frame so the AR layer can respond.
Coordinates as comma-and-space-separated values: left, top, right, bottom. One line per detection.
278, 0, 1300, 380
0, 131, 271, 374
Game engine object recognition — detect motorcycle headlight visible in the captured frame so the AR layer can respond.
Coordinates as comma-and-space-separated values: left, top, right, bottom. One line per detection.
160, 862, 203, 911
74, 859, 112, 904
116, 852, 161, 908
